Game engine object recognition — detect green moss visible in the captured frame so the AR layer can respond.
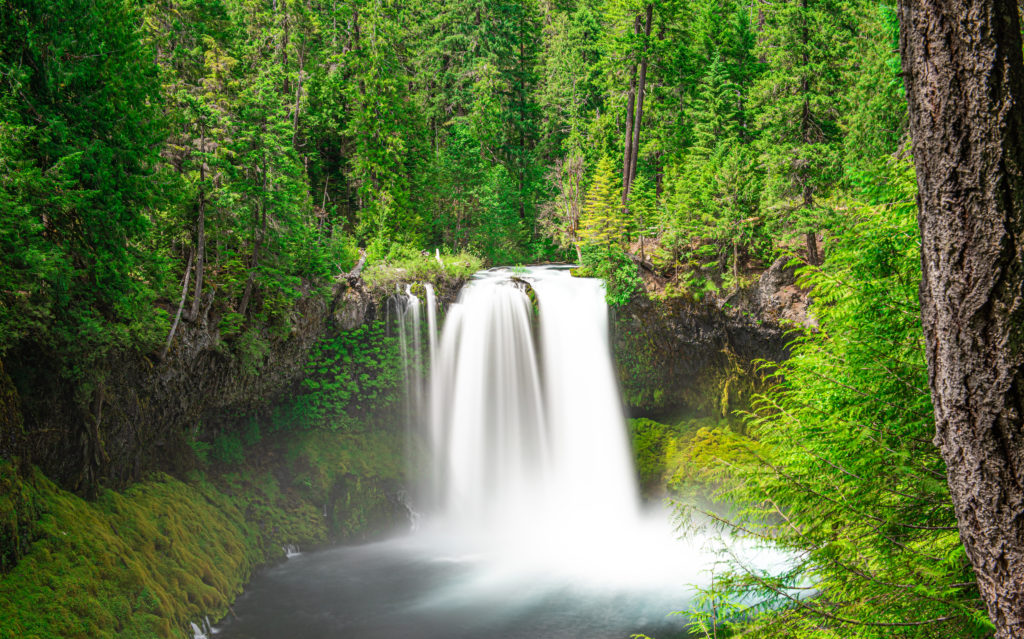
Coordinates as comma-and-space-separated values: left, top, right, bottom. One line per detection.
0, 461, 332, 639
628, 418, 673, 492
0, 360, 22, 449
285, 429, 403, 502
628, 416, 741, 499
0, 463, 37, 573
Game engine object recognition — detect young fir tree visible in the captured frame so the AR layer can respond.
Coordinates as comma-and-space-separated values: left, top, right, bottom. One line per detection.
578, 156, 626, 249
574, 156, 640, 305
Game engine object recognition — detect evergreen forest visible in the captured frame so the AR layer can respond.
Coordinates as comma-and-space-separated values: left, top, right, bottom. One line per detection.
2, 0, 1024, 637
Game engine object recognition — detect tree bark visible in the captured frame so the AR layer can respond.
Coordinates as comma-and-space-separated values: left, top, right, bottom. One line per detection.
187, 129, 206, 323
627, 4, 653, 198
621, 15, 640, 204
163, 250, 194, 362
239, 151, 270, 318
803, 184, 818, 265
899, 0, 1024, 634
799, 0, 817, 266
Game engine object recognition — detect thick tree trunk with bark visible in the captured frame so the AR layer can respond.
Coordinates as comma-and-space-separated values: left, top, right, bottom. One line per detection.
899, 0, 1024, 634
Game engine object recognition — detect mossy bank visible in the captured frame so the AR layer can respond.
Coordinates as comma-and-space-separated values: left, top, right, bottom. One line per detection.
0, 424, 407, 639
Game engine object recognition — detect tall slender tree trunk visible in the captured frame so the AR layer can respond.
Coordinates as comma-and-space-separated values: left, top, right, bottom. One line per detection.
164, 250, 194, 361
803, 184, 818, 265
899, 0, 1024, 635
628, 5, 653, 259
621, 15, 640, 204
188, 129, 206, 323
798, 0, 818, 266
239, 153, 270, 318
627, 4, 653, 197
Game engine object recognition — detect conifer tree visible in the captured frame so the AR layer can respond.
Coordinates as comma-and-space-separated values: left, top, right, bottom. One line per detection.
752, 0, 850, 264
578, 156, 626, 249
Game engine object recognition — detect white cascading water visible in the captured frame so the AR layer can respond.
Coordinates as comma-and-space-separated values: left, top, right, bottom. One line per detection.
393, 265, 784, 589
427, 266, 638, 538
209, 266, 790, 638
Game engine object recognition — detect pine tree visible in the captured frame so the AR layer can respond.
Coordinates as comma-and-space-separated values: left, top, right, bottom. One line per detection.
578, 156, 626, 249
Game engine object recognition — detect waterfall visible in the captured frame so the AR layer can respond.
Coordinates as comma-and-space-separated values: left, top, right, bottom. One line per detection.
424, 266, 639, 539
394, 284, 439, 424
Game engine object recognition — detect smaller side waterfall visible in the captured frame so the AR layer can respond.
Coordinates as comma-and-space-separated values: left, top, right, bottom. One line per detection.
392, 282, 440, 467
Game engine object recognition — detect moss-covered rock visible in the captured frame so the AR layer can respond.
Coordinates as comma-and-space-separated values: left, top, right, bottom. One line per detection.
0, 464, 264, 639
0, 361, 21, 460
628, 415, 742, 500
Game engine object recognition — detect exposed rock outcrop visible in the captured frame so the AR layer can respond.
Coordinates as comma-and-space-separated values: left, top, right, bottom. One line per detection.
1, 274, 465, 495
614, 257, 810, 420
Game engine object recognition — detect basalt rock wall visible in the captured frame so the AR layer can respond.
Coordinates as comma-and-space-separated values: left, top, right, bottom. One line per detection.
614, 258, 810, 421
0, 275, 464, 495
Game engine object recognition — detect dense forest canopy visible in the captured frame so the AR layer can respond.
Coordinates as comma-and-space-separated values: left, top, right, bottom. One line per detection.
3, 0, 1023, 636
0, 0, 906, 369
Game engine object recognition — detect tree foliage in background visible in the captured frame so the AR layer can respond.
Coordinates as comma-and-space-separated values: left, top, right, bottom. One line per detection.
0, 0, 169, 386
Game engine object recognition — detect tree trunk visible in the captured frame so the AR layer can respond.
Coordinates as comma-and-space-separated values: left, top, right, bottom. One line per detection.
621, 15, 640, 205
899, 0, 1024, 634
163, 250, 194, 361
802, 184, 819, 265
732, 239, 739, 291
798, 0, 817, 266
239, 153, 270, 318
627, 4, 653, 199
187, 131, 206, 323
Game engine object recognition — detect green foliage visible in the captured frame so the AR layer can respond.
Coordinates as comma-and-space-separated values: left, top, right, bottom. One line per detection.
0, 0, 168, 378
685, 161, 988, 637
578, 243, 642, 307
578, 156, 627, 248
574, 156, 642, 305
629, 418, 673, 490
0, 1, 987, 633
210, 432, 245, 465
287, 321, 403, 432
362, 249, 483, 298
236, 328, 270, 377
187, 438, 212, 466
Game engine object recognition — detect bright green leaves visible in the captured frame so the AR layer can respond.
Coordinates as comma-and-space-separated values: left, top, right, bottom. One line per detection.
579, 156, 627, 249
575, 156, 642, 305
687, 161, 987, 636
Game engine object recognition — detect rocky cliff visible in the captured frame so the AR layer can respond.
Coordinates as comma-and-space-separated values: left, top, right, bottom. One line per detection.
614, 257, 810, 420
0, 272, 465, 496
